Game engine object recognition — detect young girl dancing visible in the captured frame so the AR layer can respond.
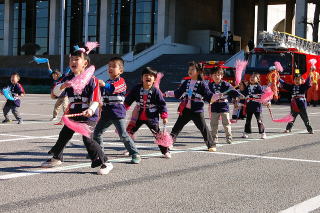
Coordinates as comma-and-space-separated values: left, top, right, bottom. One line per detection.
125, 67, 171, 158
280, 71, 313, 133
41, 44, 112, 175
165, 61, 216, 152
242, 73, 267, 139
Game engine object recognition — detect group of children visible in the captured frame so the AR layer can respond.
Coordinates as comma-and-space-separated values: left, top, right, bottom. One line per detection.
0, 44, 315, 175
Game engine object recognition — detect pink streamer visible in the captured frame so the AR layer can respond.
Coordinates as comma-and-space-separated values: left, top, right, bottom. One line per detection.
257, 86, 274, 103
69, 65, 95, 95
155, 129, 173, 148
154, 72, 164, 89
85, 41, 99, 54
272, 114, 294, 123
274, 61, 283, 72
235, 60, 248, 86
62, 116, 92, 138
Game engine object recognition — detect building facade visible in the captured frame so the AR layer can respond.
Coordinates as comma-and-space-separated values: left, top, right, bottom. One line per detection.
0, 0, 309, 56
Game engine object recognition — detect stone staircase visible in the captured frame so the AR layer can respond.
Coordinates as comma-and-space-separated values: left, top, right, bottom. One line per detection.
121, 54, 232, 91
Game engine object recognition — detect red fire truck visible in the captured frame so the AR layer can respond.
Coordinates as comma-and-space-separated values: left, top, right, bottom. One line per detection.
244, 32, 320, 88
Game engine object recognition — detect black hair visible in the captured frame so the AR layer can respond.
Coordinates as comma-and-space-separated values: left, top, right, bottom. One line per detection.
141, 67, 157, 78
70, 45, 91, 65
188, 61, 203, 80
209, 66, 224, 75
11, 72, 20, 80
51, 70, 61, 77
108, 56, 124, 68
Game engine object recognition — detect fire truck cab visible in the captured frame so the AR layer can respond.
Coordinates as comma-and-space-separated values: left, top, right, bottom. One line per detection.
245, 31, 320, 87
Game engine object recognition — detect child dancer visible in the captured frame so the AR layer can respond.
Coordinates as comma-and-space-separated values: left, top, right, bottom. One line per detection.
242, 73, 266, 139
92, 57, 141, 164
2, 72, 25, 124
280, 71, 313, 133
208, 67, 240, 144
232, 81, 246, 120
165, 61, 216, 152
41, 44, 112, 175
125, 67, 170, 158
50, 70, 69, 121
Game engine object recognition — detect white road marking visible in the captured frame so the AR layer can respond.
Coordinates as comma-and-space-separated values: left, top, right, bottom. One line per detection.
0, 129, 311, 180
279, 195, 320, 213
199, 151, 320, 164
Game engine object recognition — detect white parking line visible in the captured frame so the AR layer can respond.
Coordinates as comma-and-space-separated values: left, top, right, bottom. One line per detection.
280, 195, 320, 213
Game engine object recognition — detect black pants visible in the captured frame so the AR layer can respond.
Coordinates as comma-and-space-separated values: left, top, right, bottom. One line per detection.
3, 103, 22, 121
170, 108, 215, 148
245, 111, 265, 134
129, 119, 169, 154
286, 108, 312, 132
48, 125, 107, 168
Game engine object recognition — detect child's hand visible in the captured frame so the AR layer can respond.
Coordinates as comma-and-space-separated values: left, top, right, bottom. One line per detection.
99, 80, 106, 87
61, 81, 72, 89
162, 118, 168, 125
82, 109, 94, 117
264, 102, 271, 107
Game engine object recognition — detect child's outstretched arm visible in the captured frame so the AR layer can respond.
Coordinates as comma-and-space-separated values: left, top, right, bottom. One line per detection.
156, 88, 168, 124
124, 85, 138, 110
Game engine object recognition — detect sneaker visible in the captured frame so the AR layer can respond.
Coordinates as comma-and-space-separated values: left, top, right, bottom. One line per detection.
261, 133, 266, 139
242, 133, 248, 138
41, 158, 62, 168
283, 129, 291, 133
17, 120, 23, 124
162, 152, 172, 159
226, 138, 233, 144
131, 154, 141, 164
208, 146, 217, 152
2, 119, 12, 123
97, 162, 113, 175
307, 126, 314, 134
50, 117, 57, 121
123, 151, 130, 156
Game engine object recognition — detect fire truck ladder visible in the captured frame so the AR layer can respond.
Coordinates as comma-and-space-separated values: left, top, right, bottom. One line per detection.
258, 31, 320, 55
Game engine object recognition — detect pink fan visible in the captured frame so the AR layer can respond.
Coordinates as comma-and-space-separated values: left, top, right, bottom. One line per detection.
272, 114, 294, 123
154, 125, 173, 148
154, 72, 164, 89
69, 65, 95, 94
85, 41, 99, 54
309, 59, 317, 67
62, 115, 92, 138
257, 87, 274, 103
235, 60, 248, 86
274, 61, 283, 72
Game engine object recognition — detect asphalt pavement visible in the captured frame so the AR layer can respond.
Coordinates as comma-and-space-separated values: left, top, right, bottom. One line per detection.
1, 94, 320, 212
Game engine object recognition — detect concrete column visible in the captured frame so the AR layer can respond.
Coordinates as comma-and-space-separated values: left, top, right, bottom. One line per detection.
295, 0, 307, 38
157, 0, 168, 42
221, 0, 234, 33
285, 0, 295, 34
3, 0, 14, 56
49, 0, 60, 55
99, 0, 112, 53
257, 0, 268, 34
168, 0, 176, 42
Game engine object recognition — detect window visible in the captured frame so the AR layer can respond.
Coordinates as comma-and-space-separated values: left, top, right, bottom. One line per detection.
0, 1, 4, 55
110, 0, 157, 54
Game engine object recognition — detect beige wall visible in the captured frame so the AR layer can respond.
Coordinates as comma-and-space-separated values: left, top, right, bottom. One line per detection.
174, 0, 222, 44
